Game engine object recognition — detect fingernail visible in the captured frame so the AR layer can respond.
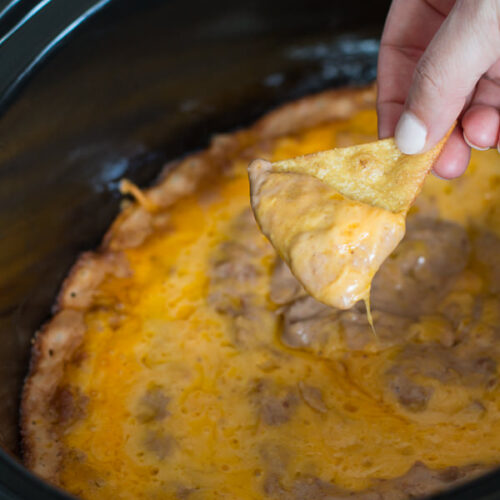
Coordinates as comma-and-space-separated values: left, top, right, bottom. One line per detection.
395, 111, 427, 154
431, 170, 446, 180
463, 132, 488, 151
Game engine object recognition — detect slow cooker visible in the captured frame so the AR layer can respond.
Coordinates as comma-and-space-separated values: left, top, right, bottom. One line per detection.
0, 1, 499, 498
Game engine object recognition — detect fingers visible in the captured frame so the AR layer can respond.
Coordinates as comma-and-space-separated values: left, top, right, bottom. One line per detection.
395, 0, 500, 154
461, 71, 500, 150
462, 105, 500, 150
377, 101, 403, 139
435, 73, 500, 176
432, 126, 471, 179
377, 0, 452, 138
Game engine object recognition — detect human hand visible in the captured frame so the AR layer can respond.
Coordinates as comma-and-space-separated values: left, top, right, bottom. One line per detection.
377, 0, 500, 178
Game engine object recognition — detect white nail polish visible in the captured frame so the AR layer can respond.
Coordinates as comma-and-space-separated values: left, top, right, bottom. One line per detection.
463, 133, 489, 151
395, 112, 427, 154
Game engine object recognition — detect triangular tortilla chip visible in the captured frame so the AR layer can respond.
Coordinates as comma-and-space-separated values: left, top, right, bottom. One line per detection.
264, 132, 452, 215
248, 132, 451, 309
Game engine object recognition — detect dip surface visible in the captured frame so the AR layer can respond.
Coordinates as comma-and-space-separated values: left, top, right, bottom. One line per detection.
22, 92, 500, 499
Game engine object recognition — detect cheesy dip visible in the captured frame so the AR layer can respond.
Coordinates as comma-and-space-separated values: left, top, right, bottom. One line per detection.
22, 87, 500, 499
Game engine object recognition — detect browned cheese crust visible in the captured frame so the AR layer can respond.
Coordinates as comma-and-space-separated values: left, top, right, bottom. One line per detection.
20, 85, 376, 483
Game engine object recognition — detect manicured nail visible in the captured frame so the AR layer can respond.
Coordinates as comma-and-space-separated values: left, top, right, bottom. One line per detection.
463, 132, 488, 151
395, 111, 427, 154
431, 169, 446, 180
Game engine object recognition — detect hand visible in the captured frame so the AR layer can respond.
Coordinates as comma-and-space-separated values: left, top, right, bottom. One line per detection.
377, 0, 500, 178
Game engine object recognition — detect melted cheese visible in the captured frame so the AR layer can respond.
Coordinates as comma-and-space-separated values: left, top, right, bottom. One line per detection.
250, 164, 405, 308
249, 123, 450, 311
56, 109, 500, 500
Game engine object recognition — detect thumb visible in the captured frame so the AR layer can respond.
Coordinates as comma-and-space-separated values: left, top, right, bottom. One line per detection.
395, 0, 500, 154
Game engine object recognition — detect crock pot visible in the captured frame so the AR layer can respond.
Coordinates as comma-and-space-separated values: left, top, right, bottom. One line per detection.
0, 1, 499, 498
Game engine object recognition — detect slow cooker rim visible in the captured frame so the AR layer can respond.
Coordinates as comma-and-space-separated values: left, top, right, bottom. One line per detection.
0, 0, 114, 115
0, 448, 73, 499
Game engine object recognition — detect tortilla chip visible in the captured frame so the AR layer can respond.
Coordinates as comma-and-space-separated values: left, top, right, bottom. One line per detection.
248, 130, 452, 309
265, 131, 452, 214
249, 163, 406, 308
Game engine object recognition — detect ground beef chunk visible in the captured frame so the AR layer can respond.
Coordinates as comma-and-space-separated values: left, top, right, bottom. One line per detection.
282, 312, 338, 350
262, 462, 489, 500
262, 474, 360, 500
259, 442, 289, 472
270, 259, 306, 305
280, 294, 338, 349
339, 307, 413, 350
263, 474, 288, 498
392, 343, 498, 389
386, 370, 434, 412
143, 430, 175, 461
51, 385, 89, 425
291, 475, 370, 500
207, 290, 246, 317
285, 295, 332, 322
472, 230, 500, 293
371, 217, 470, 317
251, 380, 300, 426
212, 241, 259, 283
230, 305, 276, 346
375, 461, 489, 499
386, 341, 498, 413
282, 315, 334, 350
281, 295, 412, 352
231, 208, 268, 251
209, 209, 266, 295
259, 390, 299, 426
175, 487, 197, 499
208, 209, 276, 348
136, 386, 170, 423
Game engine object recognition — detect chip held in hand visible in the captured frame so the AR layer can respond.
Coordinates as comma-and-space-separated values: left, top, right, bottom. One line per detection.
248, 132, 451, 310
